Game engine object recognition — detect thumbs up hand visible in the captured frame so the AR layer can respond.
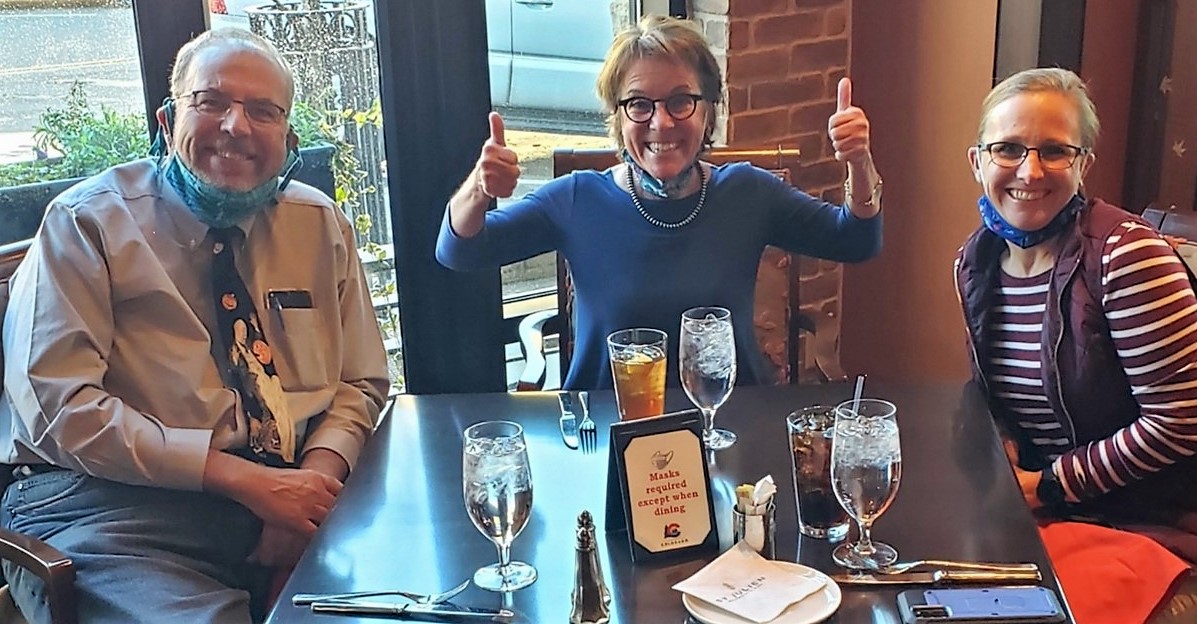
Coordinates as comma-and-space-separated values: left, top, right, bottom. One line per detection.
476, 111, 521, 199
827, 77, 872, 167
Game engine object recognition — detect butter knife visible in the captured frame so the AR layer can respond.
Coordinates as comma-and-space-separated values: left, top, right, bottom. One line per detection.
830, 567, 1042, 586
310, 600, 514, 620
558, 391, 579, 449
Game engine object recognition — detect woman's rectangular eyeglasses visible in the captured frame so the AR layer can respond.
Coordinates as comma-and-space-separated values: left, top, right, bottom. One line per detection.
979, 141, 1089, 170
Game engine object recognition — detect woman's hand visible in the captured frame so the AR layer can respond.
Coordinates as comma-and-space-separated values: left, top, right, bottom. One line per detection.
829, 78, 881, 218
1001, 437, 1045, 509
827, 78, 872, 168
448, 112, 521, 238
1012, 464, 1045, 510
476, 112, 521, 200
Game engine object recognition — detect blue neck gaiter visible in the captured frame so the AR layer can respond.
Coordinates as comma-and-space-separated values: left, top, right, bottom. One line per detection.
977, 193, 1086, 249
162, 150, 301, 228
620, 149, 696, 199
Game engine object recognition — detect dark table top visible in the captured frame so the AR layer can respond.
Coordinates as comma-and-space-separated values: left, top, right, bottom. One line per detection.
268, 380, 1072, 623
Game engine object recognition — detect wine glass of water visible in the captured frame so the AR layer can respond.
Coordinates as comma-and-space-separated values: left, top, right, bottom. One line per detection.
462, 420, 537, 591
830, 398, 901, 569
680, 306, 737, 450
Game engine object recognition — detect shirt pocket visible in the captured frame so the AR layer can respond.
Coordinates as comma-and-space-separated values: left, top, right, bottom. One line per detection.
272, 307, 330, 392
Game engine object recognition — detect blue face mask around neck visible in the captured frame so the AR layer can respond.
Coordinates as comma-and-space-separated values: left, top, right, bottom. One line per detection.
162, 149, 302, 229
620, 149, 696, 199
977, 193, 1086, 249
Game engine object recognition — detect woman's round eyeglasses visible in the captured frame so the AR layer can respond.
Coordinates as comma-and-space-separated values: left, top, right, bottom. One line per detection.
618, 93, 705, 124
979, 141, 1089, 170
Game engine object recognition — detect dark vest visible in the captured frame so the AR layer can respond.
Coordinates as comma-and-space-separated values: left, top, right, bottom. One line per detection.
956, 198, 1197, 526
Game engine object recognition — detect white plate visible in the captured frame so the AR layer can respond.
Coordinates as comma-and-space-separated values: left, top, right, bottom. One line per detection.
681, 561, 842, 624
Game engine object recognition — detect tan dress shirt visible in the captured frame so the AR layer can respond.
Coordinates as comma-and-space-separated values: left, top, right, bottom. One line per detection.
1, 159, 389, 490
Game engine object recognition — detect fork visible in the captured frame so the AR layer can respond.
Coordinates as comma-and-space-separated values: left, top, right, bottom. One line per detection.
576, 390, 597, 453
864, 559, 1039, 576
292, 578, 470, 607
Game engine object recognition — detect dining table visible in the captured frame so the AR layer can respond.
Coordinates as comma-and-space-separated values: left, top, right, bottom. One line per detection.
268, 380, 1074, 623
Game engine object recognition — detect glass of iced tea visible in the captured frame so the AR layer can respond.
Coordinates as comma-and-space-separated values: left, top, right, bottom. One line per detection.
787, 406, 850, 541
606, 328, 667, 420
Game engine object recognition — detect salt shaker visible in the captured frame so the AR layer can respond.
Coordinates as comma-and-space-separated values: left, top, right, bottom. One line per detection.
570, 511, 611, 624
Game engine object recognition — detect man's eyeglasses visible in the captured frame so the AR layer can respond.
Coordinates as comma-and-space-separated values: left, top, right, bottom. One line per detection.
181, 90, 288, 126
618, 93, 705, 124
979, 141, 1089, 170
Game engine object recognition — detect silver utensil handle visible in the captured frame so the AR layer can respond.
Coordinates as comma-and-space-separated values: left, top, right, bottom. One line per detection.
293, 590, 400, 606
924, 560, 1040, 573
937, 568, 1043, 584
310, 601, 399, 615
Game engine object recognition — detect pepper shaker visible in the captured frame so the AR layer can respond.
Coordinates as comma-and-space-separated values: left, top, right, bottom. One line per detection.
570, 511, 611, 624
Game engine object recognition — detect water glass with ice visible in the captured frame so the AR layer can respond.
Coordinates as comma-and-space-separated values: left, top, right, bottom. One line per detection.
462, 420, 537, 591
830, 398, 901, 569
680, 306, 737, 450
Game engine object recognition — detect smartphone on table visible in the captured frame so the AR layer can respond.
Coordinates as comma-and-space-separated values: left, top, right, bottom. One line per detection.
898, 586, 1067, 623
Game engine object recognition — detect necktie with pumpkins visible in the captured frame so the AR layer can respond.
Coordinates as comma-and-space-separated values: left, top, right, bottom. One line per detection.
209, 227, 295, 466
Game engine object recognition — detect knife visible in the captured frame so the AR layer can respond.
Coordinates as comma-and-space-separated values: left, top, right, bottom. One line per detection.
558, 391, 579, 449
310, 600, 514, 620
830, 567, 1043, 586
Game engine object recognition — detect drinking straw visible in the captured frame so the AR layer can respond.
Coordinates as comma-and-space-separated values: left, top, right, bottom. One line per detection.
851, 374, 866, 416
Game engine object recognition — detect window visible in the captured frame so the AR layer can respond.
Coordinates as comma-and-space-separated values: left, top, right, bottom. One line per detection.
207, 0, 405, 391
487, 0, 633, 387
0, 1, 146, 245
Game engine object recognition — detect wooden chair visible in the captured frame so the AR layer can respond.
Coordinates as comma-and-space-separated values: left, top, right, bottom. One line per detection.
0, 239, 77, 624
1143, 204, 1197, 241
516, 146, 848, 390
1141, 204, 1197, 274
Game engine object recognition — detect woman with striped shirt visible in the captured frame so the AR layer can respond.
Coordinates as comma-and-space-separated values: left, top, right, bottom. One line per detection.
955, 68, 1197, 622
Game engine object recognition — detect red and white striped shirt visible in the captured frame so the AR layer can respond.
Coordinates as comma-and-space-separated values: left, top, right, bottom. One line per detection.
987, 222, 1197, 502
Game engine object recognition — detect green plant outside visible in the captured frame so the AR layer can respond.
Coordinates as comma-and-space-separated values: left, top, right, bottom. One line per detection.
0, 83, 147, 187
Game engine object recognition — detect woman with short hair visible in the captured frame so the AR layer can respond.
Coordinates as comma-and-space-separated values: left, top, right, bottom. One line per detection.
438, 15, 884, 391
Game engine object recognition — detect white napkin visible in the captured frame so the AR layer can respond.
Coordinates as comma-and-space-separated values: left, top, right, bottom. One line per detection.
751, 475, 776, 508
743, 475, 777, 551
673, 543, 826, 623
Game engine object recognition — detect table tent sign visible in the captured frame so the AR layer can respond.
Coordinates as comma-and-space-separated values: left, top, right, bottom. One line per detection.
605, 409, 719, 563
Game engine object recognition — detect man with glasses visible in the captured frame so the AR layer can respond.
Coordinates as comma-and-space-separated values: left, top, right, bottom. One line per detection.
956, 67, 1197, 621
0, 29, 388, 623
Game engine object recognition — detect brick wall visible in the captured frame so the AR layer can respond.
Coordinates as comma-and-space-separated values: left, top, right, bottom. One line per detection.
696, 0, 852, 382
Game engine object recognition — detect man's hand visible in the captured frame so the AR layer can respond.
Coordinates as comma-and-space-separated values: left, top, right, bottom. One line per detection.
249, 523, 310, 568
248, 467, 342, 535
203, 450, 342, 536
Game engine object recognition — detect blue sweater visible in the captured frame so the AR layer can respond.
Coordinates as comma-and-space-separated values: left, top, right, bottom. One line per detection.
437, 162, 882, 390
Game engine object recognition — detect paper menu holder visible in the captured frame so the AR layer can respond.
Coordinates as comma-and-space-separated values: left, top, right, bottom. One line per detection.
604, 409, 719, 563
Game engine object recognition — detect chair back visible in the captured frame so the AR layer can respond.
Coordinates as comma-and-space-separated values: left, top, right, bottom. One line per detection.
0, 240, 30, 494
0, 241, 29, 393
548, 146, 845, 386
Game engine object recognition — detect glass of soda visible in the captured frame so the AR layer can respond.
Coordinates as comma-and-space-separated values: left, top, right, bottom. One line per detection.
787, 406, 850, 541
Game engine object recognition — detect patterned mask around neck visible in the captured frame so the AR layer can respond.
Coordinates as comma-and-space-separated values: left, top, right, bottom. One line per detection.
162, 150, 301, 229
977, 193, 1086, 249
620, 149, 697, 199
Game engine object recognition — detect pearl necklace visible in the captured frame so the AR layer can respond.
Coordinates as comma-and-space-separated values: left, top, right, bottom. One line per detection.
626, 164, 707, 229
